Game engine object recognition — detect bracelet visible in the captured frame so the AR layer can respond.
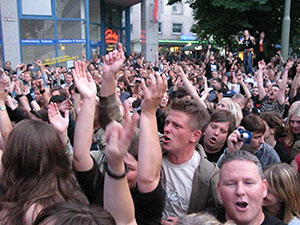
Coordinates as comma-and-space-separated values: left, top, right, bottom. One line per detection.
17, 94, 24, 98
26, 93, 34, 103
40, 89, 45, 94
103, 161, 128, 179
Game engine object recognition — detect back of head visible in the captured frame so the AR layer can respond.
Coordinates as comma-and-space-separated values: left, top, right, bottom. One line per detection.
241, 114, 266, 134
260, 112, 285, 139
33, 202, 115, 225
2, 119, 69, 186
209, 109, 236, 135
217, 98, 242, 128
170, 98, 209, 132
176, 212, 224, 225
264, 163, 300, 223
219, 150, 264, 180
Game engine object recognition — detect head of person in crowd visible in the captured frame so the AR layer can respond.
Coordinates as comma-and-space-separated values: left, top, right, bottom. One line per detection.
33, 202, 115, 225
268, 84, 281, 102
260, 112, 285, 146
218, 150, 267, 225
176, 212, 231, 225
252, 86, 259, 97
212, 78, 222, 91
0, 119, 88, 224
232, 94, 246, 110
160, 92, 171, 112
64, 73, 73, 86
203, 110, 235, 156
216, 98, 243, 128
263, 163, 300, 224
23, 71, 32, 84
240, 114, 266, 151
286, 101, 300, 147
163, 98, 209, 158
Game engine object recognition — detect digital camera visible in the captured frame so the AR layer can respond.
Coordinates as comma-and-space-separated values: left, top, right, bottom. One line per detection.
238, 128, 252, 144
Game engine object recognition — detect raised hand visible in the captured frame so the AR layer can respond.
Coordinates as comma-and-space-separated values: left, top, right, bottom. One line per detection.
140, 73, 167, 115
58, 99, 72, 112
104, 101, 139, 167
285, 61, 294, 71
258, 60, 266, 71
48, 102, 69, 135
72, 60, 97, 100
102, 43, 126, 80
0, 79, 8, 102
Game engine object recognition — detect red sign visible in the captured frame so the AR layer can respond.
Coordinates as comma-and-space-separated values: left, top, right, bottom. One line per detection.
105, 29, 119, 44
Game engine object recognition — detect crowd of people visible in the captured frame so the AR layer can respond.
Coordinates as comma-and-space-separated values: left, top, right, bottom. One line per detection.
0, 32, 299, 225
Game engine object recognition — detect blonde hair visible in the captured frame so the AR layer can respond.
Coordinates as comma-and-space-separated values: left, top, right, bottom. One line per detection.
216, 98, 242, 128
176, 212, 236, 225
286, 101, 300, 147
264, 163, 300, 223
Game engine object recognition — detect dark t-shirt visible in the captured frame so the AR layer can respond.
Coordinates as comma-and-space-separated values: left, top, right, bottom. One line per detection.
206, 207, 287, 225
74, 157, 166, 225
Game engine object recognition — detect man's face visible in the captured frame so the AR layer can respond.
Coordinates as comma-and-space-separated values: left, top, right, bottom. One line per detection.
203, 121, 229, 153
163, 110, 198, 154
218, 160, 267, 225
64, 74, 73, 84
251, 132, 265, 150
289, 114, 300, 135
212, 80, 221, 90
268, 86, 279, 101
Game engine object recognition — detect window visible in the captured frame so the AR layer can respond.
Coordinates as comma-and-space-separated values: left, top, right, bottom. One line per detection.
158, 23, 162, 33
56, 0, 85, 18
20, 19, 55, 39
22, 45, 55, 64
89, 0, 101, 23
56, 21, 86, 39
172, 23, 182, 34
21, 0, 52, 16
172, 2, 183, 14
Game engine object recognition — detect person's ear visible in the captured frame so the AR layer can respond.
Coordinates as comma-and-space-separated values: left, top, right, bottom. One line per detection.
191, 130, 202, 143
263, 179, 268, 198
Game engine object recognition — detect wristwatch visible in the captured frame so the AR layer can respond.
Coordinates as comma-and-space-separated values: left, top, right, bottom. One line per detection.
0, 105, 6, 111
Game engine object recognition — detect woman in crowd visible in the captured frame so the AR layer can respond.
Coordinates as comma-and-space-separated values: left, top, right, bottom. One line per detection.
261, 112, 290, 162
263, 163, 300, 225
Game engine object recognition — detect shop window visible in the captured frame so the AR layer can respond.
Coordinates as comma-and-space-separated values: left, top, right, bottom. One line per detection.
57, 43, 85, 67
57, 21, 86, 39
22, 45, 55, 64
56, 0, 85, 18
89, 0, 101, 23
20, 19, 55, 39
21, 0, 52, 16
90, 24, 101, 42
172, 2, 183, 14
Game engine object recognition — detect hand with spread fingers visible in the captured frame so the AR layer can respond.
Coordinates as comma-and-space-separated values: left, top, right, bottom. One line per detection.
48, 102, 69, 135
72, 60, 97, 100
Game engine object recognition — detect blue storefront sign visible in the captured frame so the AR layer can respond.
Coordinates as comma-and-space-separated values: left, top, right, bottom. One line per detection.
21, 39, 86, 45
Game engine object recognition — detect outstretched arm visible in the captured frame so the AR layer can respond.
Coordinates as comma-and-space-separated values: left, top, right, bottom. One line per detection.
138, 72, 167, 193
290, 64, 300, 101
104, 105, 139, 225
277, 61, 293, 105
175, 65, 207, 108
0, 80, 12, 143
72, 60, 97, 172
256, 60, 267, 101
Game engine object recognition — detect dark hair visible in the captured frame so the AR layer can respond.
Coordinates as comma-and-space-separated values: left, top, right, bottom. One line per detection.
33, 202, 115, 225
170, 98, 209, 132
1, 119, 88, 224
260, 112, 285, 140
209, 110, 236, 135
241, 113, 266, 134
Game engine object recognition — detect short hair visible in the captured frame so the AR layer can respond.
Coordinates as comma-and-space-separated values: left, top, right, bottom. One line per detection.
170, 98, 209, 132
33, 202, 115, 225
177, 212, 223, 225
209, 110, 236, 135
241, 114, 266, 134
219, 150, 264, 180
264, 163, 300, 223
232, 93, 246, 106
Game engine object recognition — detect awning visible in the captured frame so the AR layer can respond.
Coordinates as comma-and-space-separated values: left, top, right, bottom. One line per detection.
182, 43, 202, 51
104, 0, 142, 7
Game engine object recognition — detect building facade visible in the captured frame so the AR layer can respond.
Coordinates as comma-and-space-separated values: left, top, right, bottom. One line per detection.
0, 0, 140, 67
131, 0, 199, 53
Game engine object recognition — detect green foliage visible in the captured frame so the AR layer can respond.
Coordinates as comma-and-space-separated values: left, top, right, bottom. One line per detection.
167, 0, 300, 49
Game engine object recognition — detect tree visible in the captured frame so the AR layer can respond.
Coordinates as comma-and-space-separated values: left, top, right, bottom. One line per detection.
168, 0, 300, 50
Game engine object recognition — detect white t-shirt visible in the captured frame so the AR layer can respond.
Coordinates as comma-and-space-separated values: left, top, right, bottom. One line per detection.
162, 150, 201, 219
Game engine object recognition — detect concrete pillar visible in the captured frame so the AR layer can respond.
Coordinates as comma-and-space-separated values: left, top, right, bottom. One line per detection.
141, 0, 158, 63
0, 0, 21, 66
281, 0, 291, 61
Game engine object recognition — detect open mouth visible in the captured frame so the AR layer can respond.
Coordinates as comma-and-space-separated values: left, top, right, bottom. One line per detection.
236, 201, 248, 210
163, 136, 171, 143
209, 137, 217, 144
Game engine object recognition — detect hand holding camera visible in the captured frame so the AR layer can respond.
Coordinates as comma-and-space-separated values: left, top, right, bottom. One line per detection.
227, 127, 252, 153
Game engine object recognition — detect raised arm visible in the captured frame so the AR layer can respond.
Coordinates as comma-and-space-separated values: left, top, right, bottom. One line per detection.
72, 60, 97, 172
137, 72, 167, 193
290, 64, 300, 100
277, 61, 293, 105
175, 65, 207, 108
48, 102, 69, 146
237, 74, 251, 99
0, 80, 13, 142
104, 105, 139, 225
256, 60, 267, 101
101, 43, 125, 97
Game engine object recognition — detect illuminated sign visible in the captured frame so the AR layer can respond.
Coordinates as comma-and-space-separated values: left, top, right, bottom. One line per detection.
105, 29, 119, 44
